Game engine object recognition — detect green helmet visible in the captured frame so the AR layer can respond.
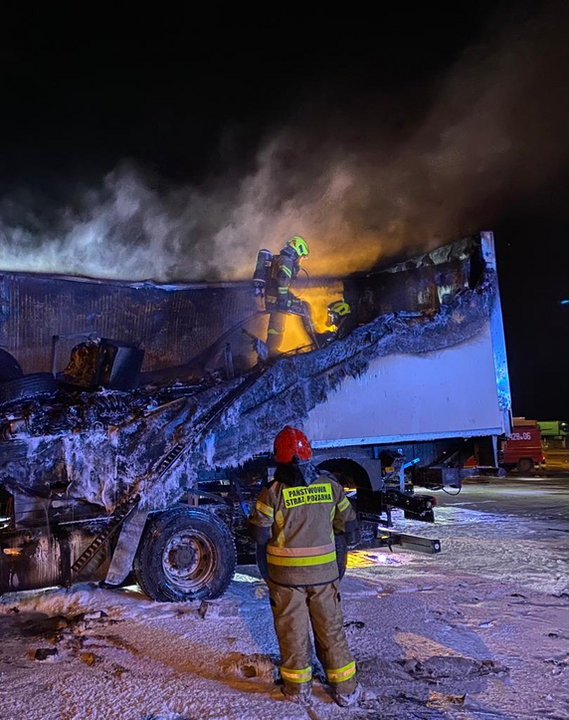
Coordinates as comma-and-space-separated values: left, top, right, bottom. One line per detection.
328, 300, 351, 317
287, 235, 309, 257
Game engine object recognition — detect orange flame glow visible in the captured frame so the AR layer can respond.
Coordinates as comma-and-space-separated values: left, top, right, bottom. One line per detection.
276, 282, 344, 354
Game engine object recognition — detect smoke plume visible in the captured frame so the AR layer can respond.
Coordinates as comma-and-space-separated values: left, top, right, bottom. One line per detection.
0, 0, 567, 282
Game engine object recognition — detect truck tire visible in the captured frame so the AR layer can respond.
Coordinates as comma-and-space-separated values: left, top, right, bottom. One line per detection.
517, 458, 534, 474
0, 373, 58, 408
133, 508, 236, 602
0, 349, 23, 382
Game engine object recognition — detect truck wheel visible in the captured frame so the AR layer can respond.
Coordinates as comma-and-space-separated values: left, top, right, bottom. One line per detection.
134, 508, 236, 602
517, 458, 534, 474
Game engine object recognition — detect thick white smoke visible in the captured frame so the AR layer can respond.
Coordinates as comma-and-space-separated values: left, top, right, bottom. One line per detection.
0, 0, 567, 282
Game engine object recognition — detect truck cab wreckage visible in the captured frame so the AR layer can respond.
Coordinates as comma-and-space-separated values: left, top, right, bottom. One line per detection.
0, 231, 512, 601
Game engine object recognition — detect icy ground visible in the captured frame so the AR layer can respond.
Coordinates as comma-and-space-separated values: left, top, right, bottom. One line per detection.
1, 501, 568, 720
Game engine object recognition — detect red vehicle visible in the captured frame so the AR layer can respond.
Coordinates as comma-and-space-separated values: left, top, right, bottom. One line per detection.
500, 418, 545, 473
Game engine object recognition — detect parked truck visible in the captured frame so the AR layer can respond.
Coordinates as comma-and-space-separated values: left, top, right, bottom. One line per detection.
499, 418, 545, 473
0, 231, 512, 601
537, 420, 568, 449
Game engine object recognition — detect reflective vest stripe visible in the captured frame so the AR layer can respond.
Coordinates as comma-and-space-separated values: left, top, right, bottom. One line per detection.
281, 665, 312, 683
266, 550, 337, 567
278, 287, 289, 293
266, 542, 335, 557
337, 497, 350, 512
280, 265, 293, 278
255, 500, 274, 518
326, 660, 356, 683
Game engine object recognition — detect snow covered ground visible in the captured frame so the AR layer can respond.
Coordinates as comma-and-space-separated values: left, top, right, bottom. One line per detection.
1, 484, 568, 720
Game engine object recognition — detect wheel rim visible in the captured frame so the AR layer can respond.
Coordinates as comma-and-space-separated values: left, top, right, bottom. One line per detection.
162, 530, 217, 591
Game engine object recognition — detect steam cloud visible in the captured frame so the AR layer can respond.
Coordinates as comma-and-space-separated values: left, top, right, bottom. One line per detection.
0, 1, 567, 282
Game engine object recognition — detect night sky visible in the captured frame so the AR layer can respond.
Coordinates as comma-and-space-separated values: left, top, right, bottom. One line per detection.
0, 2, 567, 419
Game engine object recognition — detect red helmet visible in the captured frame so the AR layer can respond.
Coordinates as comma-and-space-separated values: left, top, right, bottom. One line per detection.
273, 426, 312, 463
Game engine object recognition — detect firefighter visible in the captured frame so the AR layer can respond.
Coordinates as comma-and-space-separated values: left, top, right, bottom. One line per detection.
248, 426, 364, 707
315, 299, 355, 346
253, 235, 317, 357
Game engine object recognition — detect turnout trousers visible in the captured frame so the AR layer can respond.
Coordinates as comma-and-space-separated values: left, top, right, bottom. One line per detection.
266, 310, 287, 357
266, 301, 318, 357
267, 579, 357, 696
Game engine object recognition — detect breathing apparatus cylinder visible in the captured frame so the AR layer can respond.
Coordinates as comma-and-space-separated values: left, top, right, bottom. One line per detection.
253, 249, 273, 294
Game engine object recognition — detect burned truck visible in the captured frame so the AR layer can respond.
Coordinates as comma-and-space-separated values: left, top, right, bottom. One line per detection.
0, 231, 512, 601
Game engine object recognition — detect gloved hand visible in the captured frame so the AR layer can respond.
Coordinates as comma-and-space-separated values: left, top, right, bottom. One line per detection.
315, 331, 334, 348
248, 523, 271, 545
288, 297, 306, 315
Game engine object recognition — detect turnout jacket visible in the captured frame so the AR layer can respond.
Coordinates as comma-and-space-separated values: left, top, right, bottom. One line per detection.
248, 470, 357, 586
265, 246, 300, 310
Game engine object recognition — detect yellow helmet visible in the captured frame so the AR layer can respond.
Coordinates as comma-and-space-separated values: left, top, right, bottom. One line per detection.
287, 235, 309, 257
328, 300, 351, 317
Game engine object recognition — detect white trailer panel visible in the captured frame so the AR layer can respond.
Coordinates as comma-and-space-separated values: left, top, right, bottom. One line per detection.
308, 323, 507, 448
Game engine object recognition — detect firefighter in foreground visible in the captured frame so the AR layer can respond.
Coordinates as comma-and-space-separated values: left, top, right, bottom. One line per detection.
253, 235, 318, 357
248, 426, 366, 707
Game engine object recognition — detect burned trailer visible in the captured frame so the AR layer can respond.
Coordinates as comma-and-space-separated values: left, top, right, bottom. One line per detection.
0, 231, 512, 601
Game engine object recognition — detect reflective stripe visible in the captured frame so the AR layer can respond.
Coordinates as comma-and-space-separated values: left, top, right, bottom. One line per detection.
266, 550, 337, 567
326, 660, 356, 683
267, 329, 281, 336
280, 265, 293, 278
281, 665, 312, 683
278, 287, 289, 293
255, 500, 274, 518
337, 497, 350, 512
267, 542, 335, 557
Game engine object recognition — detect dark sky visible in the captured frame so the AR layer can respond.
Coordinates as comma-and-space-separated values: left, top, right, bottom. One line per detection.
0, 2, 567, 419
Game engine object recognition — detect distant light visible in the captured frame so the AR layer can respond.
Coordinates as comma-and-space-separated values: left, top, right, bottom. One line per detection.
561, 299, 569, 305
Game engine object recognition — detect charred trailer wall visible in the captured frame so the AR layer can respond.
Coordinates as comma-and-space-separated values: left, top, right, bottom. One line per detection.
0, 274, 258, 375
343, 236, 478, 322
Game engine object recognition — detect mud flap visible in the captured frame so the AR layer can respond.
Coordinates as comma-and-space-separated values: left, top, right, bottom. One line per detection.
104, 508, 149, 585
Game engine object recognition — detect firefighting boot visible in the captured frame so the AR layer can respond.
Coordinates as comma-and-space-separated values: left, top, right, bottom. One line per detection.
281, 681, 313, 705
332, 683, 377, 707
